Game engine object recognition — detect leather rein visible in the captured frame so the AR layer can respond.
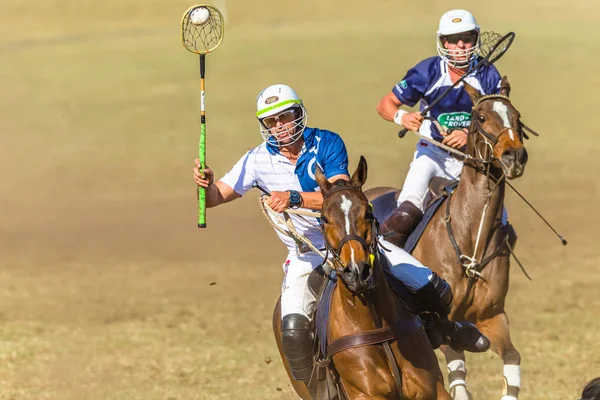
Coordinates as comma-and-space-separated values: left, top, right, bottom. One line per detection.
319, 183, 422, 399
445, 94, 522, 279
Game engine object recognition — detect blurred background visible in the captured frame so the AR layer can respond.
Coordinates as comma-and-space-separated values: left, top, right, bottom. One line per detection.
0, 0, 598, 399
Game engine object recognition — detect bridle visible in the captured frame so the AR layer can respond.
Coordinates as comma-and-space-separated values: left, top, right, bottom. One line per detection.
319, 184, 379, 278
467, 94, 524, 167
446, 94, 526, 279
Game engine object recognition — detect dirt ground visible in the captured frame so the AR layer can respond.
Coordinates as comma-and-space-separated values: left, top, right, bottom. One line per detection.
1, 0, 599, 399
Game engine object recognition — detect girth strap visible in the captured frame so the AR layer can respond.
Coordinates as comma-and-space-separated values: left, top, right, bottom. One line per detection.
326, 317, 422, 358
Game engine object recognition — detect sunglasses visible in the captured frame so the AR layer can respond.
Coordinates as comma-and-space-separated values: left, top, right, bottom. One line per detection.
443, 32, 478, 45
262, 109, 299, 128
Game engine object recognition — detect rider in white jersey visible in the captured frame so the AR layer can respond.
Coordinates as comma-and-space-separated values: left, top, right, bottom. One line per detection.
194, 83, 488, 384
376, 9, 503, 247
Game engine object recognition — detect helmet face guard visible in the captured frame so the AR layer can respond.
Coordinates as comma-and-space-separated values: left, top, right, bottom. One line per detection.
436, 9, 480, 68
258, 105, 308, 147
437, 31, 480, 68
256, 84, 308, 147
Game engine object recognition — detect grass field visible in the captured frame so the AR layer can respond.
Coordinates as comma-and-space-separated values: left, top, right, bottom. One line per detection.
1, 0, 599, 399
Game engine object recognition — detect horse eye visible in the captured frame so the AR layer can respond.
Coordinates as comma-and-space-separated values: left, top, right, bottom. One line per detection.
477, 115, 486, 123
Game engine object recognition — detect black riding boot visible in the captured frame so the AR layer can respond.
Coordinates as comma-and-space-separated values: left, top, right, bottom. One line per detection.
281, 314, 314, 383
414, 273, 490, 353
381, 201, 423, 248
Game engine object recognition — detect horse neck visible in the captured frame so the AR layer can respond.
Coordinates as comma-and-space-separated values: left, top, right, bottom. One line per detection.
452, 149, 506, 256
334, 259, 410, 330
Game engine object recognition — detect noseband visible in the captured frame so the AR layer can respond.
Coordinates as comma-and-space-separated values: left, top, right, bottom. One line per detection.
320, 184, 378, 272
468, 94, 523, 165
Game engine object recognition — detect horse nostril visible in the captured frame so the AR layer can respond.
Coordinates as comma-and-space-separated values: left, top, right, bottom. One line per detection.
502, 150, 515, 164
518, 148, 528, 164
360, 263, 372, 281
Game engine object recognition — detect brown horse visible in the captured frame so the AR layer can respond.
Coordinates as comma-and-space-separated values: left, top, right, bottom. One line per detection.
366, 77, 527, 399
273, 156, 451, 400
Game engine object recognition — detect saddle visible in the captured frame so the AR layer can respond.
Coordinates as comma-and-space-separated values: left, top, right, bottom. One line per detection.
370, 178, 459, 254
304, 258, 421, 400
306, 267, 342, 399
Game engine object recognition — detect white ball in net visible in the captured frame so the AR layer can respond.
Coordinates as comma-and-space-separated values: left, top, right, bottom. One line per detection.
190, 7, 210, 26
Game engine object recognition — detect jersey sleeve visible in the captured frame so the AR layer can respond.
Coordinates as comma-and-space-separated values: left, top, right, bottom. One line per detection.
481, 64, 502, 95
392, 58, 436, 107
319, 132, 349, 179
219, 149, 258, 196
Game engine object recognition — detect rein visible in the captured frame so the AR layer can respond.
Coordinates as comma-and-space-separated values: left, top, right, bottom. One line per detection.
320, 184, 379, 273
320, 183, 417, 399
443, 95, 530, 279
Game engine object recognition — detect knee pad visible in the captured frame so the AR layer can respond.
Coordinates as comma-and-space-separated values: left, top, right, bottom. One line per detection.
281, 314, 314, 381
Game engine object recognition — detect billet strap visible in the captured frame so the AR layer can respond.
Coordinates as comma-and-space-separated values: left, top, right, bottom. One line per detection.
326, 317, 422, 358
382, 340, 403, 399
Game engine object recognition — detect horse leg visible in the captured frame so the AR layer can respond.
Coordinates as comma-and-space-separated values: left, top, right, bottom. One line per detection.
441, 346, 472, 400
272, 297, 312, 400
476, 313, 521, 400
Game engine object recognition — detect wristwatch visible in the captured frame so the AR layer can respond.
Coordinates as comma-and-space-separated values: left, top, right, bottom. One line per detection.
287, 190, 303, 209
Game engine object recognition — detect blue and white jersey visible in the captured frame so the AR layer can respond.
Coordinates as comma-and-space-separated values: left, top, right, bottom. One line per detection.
393, 56, 502, 142
220, 127, 349, 252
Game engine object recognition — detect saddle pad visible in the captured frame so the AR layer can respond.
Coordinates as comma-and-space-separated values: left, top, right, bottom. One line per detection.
315, 271, 337, 357
404, 181, 459, 254
370, 191, 398, 227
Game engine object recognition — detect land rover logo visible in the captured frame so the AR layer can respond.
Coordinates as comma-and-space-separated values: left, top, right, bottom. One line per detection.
452, 18, 462, 23
265, 96, 279, 104
438, 112, 471, 129
399, 80, 408, 89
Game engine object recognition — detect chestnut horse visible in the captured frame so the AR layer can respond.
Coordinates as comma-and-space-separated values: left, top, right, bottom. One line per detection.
366, 77, 527, 399
273, 156, 451, 399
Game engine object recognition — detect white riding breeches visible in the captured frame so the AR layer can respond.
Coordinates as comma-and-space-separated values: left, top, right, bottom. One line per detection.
280, 251, 324, 320
280, 242, 438, 319
379, 238, 433, 291
397, 140, 463, 211
398, 140, 510, 224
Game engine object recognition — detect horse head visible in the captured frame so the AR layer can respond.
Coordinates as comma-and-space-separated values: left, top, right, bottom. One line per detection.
315, 156, 377, 294
464, 76, 528, 179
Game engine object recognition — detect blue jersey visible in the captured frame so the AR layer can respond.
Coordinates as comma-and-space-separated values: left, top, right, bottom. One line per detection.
392, 56, 502, 142
222, 127, 349, 195
220, 127, 349, 251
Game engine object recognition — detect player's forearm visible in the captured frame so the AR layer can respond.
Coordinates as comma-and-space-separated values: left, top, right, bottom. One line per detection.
198, 183, 226, 208
376, 93, 403, 122
300, 191, 324, 210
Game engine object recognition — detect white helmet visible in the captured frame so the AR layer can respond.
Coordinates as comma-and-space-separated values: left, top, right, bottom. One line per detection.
436, 9, 480, 68
256, 84, 308, 146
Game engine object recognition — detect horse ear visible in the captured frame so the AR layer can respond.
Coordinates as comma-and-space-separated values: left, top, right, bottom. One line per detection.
350, 156, 368, 187
463, 82, 481, 106
315, 165, 332, 194
500, 75, 511, 97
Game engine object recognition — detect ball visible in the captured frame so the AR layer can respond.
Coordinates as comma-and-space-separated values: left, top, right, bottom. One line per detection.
189, 7, 210, 26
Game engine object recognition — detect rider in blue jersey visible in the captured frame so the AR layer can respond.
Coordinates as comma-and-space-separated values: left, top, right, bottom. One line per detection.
376, 9, 503, 247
